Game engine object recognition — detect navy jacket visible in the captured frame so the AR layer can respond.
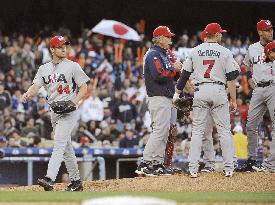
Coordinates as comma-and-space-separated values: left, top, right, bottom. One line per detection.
143, 45, 177, 98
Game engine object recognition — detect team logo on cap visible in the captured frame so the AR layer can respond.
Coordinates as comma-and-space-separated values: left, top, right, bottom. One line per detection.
58, 36, 64, 41
266, 21, 271, 26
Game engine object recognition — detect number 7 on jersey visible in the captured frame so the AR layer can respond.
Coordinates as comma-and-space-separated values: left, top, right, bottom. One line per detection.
203, 60, 215, 78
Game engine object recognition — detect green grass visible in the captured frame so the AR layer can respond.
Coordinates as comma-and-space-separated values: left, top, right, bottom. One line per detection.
0, 192, 274, 203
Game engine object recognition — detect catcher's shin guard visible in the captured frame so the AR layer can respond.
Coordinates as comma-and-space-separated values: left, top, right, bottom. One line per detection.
164, 124, 177, 168
165, 141, 174, 168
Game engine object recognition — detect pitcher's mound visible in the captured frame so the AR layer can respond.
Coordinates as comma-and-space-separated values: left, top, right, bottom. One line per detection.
3, 172, 275, 192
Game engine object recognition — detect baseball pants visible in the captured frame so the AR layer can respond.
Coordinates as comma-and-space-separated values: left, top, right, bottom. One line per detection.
46, 110, 81, 181
202, 116, 215, 169
143, 96, 173, 164
247, 85, 275, 172
189, 84, 234, 173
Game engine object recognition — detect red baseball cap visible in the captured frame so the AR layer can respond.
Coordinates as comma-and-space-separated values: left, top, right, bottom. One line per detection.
264, 41, 275, 56
80, 136, 89, 143
49, 36, 70, 48
204, 23, 227, 35
153, 26, 175, 37
257, 20, 273, 31
201, 30, 206, 41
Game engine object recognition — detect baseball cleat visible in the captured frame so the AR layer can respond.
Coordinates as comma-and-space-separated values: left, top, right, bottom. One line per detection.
65, 180, 83, 191
201, 167, 215, 173
223, 170, 234, 177
236, 159, 265, 172
37, 177, 54, 191
143, 163, 173, 177
252, 164, 268, 172
189, 171, 198, 178
135, 162, 148, 175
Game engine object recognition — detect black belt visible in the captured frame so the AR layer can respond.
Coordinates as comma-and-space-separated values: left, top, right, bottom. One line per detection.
257, 81, 273, 87
194, 81, 225, 86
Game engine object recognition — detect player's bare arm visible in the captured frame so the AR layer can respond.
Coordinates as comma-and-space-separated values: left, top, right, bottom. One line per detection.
22, 84, 41, 102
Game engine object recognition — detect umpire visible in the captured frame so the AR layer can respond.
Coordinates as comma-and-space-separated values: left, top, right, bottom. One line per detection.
135, 26, 182, 176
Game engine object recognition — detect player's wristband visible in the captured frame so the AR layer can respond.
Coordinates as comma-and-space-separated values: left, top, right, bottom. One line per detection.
246, 71, 252, 79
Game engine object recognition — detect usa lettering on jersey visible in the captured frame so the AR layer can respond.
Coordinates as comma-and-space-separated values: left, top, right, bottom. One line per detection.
42, 73, 68, 84
251, 53, 266, 65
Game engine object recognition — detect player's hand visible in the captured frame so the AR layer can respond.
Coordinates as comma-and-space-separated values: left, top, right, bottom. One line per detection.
248, 78, 256, 90
173, 92, 180, 102
21, 92, 31, 103
170, 124, 177, 136
173, 61, 183, 72
230, 101, 237, 113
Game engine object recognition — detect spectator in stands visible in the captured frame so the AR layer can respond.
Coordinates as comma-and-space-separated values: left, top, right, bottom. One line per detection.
5, 75, 17, 93
87, 120, 101, 137
119, 129, 139, 148
112, 92, 137, 123
21, 118, 39, 138
0, 83, 11, 114
138, 132, 150, 148
231, 110, 246, 133
231, 38, 247, 57
73, 123, 97, 143
81, 89, 104, 122
97, 122, 116, 143
0, 129, 8, 148
3, 119, 16, 140
232, 125, 248, 159
29, 135, 43, 148
8, 130, 27, 147
32, 95, 51, 139
15, 109, 26, 131
80, 136, 90, 148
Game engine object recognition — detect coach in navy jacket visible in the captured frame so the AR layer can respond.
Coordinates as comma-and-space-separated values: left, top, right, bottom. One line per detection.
136, 26, 182, 176
144, 45, 178, 98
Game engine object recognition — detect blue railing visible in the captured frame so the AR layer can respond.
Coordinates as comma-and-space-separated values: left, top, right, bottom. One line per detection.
2, 147, 144, 156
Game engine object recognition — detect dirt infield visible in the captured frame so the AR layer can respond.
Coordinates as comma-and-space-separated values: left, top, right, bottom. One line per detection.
2, 172, 275, 192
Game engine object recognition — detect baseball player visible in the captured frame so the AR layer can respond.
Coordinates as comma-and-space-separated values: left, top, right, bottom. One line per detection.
174, 23, 239, 177
198, 30, 239, 172
22, 36, 90, 191
260, 41, 275, 172
237, 20, 274, 172
135, 26, 182, 176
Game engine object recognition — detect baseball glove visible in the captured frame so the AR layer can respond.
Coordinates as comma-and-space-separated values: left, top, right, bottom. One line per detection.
50, 100, 76, 114
173, 94, 193, 121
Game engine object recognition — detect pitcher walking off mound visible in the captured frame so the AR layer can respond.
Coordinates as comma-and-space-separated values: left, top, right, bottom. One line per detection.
22, 36, 90, 191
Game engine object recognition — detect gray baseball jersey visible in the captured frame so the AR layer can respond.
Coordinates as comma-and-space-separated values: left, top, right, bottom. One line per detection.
262, 60, 275, 172
33, 58, 90, 182
33, 58, 90, 104
245, 42, 275, 173
184, 42, 238, 84
243, 42, 273, 83
186, 42, 238, 174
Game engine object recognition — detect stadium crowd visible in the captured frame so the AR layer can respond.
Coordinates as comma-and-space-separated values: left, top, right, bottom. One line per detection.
0, 24, 272, 160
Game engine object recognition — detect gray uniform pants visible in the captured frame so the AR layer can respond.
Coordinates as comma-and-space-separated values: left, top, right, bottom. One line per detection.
143, 96, 173, 164
247, 84, 275, 171
189, 84, 234, 173
202, 116, 215, 169
46, 110, 80, 181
